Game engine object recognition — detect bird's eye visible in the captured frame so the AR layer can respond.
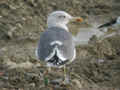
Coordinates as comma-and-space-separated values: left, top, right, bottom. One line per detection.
58, 15, 66, 19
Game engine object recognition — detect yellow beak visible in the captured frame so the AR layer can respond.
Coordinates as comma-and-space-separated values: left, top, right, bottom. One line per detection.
70, 17, 83, 22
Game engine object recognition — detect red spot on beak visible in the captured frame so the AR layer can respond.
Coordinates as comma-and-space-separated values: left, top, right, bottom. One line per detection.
76, 18, 83, 22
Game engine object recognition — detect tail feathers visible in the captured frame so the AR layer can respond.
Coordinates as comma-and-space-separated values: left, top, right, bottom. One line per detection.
47, 53, 68, 66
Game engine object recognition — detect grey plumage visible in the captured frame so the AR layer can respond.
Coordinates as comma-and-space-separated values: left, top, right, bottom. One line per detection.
36, 26, 75, 67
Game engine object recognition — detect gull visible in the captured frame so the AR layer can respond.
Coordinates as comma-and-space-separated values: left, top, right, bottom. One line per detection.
35, 11, 83, 85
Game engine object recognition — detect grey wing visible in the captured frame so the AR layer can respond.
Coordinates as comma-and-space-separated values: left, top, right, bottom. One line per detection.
36, 27, 75, 61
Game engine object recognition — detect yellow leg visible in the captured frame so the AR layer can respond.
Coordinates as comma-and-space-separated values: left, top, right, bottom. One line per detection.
62, 65, 70, 85
48, 66, 51, 72
64, 65, 67, 80
44, 67, 51, 86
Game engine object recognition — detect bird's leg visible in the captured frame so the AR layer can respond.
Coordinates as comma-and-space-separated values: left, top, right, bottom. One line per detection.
43, 67, 51, 86
64, 65, 67, 80
62, 65, 70, 85
48, 66, 51, 72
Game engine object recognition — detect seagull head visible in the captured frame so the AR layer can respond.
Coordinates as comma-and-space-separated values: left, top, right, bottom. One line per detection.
47, 11, 83, 31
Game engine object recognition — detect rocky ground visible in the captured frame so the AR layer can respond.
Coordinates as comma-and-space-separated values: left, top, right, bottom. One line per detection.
0, 0, 120, 90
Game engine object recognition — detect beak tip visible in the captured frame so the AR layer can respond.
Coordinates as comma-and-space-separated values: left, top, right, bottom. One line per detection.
76, 18, 83, 22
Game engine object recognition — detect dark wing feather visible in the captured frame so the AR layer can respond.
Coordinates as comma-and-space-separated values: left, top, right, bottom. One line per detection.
98, 18, 117, 28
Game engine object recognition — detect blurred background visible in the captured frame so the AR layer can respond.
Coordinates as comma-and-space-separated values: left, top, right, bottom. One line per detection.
0, 0, 120, 90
